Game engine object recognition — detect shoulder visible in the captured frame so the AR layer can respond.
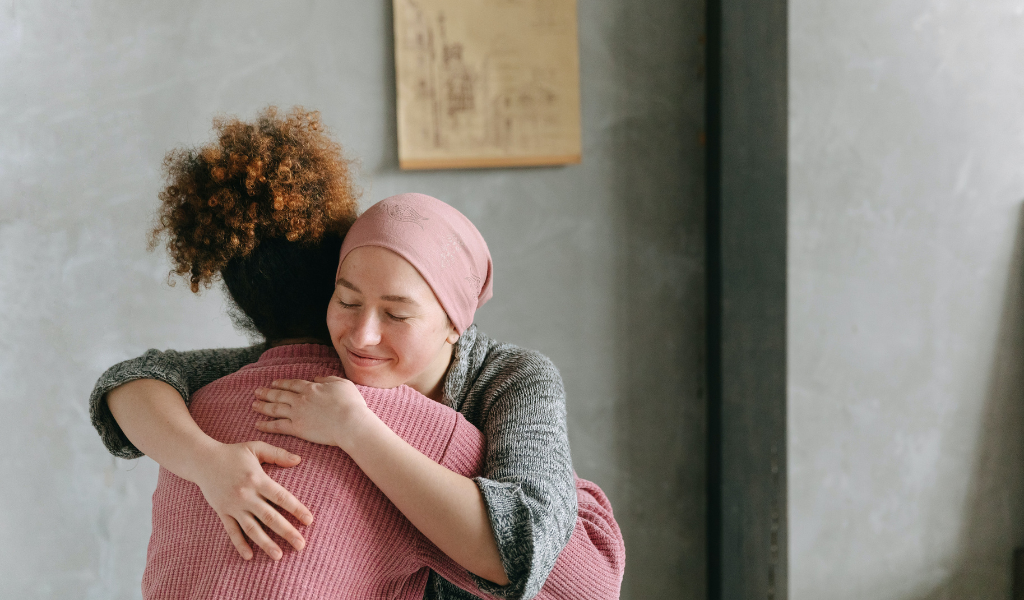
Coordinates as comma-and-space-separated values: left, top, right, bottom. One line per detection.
470, 330, 562, 386
463, 331, 566, 425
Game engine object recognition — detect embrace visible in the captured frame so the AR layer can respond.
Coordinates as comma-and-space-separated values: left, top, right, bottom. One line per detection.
88, 107, 625, 599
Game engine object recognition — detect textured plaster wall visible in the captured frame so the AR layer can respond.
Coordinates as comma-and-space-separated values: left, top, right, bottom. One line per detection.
790, 1, 1024, 599
0, 1, 705, 598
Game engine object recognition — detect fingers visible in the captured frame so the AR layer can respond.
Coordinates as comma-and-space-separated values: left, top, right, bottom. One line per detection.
251, 498, 306, 552
268, 379, 311, 393
252, 399, 291, 419
260, 478, 314, 527
255, 419, 294, 436
247, 441, 301, 467
219, 514, 254, 560
238, 513, 284, 561
254, 386, 298, 405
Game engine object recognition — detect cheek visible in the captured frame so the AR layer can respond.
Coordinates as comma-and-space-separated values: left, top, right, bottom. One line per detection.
325, 303, 348, 339
413, 325, 450, 360
385, 326, 432, 364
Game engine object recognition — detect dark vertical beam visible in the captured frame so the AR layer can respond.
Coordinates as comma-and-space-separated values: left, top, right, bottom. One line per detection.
704, 0, 724, 596
706, 0, 788, 598
1014, 548, 1024, 600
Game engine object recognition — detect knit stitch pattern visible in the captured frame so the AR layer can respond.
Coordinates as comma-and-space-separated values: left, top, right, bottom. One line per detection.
537, 479, 625, 599
143, 344, 485, 599
90, 328, 623, 599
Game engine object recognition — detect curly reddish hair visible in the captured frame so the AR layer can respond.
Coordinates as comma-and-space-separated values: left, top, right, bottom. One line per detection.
151, 106, 360, 292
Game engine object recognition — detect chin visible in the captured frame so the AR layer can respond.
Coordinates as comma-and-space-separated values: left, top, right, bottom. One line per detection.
342, 365, 399, 389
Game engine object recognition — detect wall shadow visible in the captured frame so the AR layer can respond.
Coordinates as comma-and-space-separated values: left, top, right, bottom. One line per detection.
374, 0, 400, 175
606, 0, 708, 598
911, 201, 1024, 600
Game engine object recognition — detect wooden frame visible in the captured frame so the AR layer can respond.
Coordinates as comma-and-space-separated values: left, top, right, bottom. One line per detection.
392, 0, 582, 170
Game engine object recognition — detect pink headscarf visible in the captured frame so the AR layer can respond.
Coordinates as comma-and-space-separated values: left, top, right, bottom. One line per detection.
337, 193, 493, 334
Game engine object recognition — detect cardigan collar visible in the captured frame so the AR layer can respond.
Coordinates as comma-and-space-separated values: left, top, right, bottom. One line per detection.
441, 324, 487, 412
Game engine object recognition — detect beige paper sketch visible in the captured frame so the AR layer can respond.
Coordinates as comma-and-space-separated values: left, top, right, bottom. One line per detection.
393, 0, 581, 170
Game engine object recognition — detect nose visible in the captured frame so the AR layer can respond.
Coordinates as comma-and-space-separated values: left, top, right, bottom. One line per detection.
350, 310, 382, 348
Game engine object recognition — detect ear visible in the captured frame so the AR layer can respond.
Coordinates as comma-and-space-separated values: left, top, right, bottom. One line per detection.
446, 319, 460, 345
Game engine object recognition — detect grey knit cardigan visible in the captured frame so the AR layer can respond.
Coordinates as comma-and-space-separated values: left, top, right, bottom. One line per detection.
88, 325, 577, 600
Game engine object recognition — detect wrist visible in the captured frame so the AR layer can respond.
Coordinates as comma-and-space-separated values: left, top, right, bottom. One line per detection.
174, 436, 224, 484
335, 405, 380, 454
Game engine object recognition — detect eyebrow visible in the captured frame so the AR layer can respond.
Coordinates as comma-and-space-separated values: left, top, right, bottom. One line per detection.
336, 278, 360, 293
336, 278, 419, 305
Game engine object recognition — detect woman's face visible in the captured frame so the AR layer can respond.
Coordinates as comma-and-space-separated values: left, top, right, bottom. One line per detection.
326, 246, 459, 398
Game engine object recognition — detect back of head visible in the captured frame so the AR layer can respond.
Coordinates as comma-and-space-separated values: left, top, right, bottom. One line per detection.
151, 106, 359, 342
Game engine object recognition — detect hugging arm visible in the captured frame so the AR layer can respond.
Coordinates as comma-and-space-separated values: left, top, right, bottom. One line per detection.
403, 384, 623, 600
255, 377, 510, 586
454, 349, 579, 600
254, 374, 624, 600
252, 355, 578, 598
425, 479, 626, 600
89, 347, 313, 560
89, 347, 263, 458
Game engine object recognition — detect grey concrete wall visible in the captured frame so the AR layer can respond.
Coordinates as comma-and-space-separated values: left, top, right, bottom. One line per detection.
0, 1, 705, 598
790, 1, 1024, 599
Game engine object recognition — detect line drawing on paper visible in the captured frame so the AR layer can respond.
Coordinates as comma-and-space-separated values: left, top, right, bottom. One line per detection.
394, 0, 581, 169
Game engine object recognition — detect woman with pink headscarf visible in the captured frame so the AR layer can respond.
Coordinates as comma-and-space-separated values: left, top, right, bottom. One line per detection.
253, 193, 624, 598
91, 190, 623, 597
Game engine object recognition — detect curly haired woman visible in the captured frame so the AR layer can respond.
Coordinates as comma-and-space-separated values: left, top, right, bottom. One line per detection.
90, 107, 624, 599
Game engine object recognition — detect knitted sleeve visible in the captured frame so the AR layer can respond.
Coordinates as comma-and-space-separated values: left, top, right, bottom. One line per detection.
530, 477, 625, 599
469, 349, 577, 600
424, 477, 625, 600
88, 346, 265, 459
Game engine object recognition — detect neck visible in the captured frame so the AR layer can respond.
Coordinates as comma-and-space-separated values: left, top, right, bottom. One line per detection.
410, 342, 455, 401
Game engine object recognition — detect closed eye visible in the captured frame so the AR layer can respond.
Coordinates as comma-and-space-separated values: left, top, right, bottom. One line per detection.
387, 313, 410, 322
337, 299, 359, 309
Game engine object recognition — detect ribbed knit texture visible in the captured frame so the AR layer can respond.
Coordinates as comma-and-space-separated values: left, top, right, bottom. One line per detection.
430, 327, 577, 599
143, 344, 485, 600
90, 327, 624, 599
536, 479, 625, 599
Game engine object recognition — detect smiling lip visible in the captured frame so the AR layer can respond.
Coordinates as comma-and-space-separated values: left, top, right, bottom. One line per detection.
345, 348, 390, 368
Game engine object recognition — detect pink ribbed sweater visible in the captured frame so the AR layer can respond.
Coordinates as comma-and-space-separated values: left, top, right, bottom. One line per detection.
143, 345, 623, 599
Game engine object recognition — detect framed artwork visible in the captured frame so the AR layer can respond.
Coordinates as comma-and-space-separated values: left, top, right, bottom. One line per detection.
393, 0, 581, 170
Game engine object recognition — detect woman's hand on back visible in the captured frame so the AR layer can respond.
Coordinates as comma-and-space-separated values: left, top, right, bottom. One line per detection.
192, 440, 314, 561
252, 377, 373, 450
105, 378, 313, 562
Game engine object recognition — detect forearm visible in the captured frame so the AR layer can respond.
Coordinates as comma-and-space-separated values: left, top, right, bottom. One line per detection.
341, 411, 509, 586
106, 379, 218, 482
89, 346, 263, 458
